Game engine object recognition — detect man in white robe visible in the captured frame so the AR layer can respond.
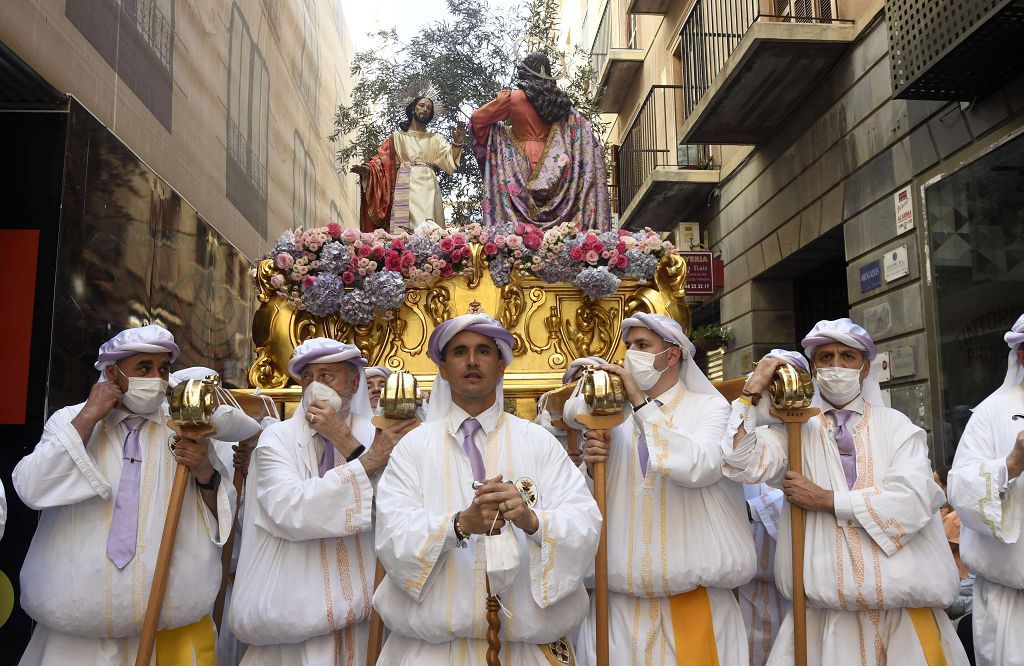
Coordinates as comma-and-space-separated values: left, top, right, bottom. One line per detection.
14, 325, 235, 665
366, 366, 391, 416
374, 313, 602, 664
228, 338, 417, 665
724, 318, 967, 665
578, 313, 756, 666
535, 356, 607, 465
948, 313, 1024, 665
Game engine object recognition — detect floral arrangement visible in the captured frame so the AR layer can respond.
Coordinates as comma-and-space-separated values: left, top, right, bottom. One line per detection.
260, 221, 674, 325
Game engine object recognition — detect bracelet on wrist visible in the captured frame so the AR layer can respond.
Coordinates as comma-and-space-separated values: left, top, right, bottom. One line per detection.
453, 512, 469, 547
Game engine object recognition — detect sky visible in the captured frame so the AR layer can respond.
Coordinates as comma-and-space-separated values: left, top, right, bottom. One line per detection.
343, 0, 454, 52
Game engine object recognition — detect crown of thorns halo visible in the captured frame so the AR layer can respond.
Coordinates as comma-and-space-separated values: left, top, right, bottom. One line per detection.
401, 80, 445, 116
513, 35, 568, 81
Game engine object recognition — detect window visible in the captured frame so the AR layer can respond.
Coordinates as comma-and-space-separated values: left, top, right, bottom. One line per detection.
227, 4, 270, 235
295, 0, 320, 121
293, 132, 317, 228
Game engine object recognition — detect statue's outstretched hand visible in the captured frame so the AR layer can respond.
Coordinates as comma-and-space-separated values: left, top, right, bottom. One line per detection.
350, 164, 370, 178
453, 121, 466, 145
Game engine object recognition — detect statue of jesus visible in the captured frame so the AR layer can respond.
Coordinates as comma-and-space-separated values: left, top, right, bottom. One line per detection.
352, 97, 465, 232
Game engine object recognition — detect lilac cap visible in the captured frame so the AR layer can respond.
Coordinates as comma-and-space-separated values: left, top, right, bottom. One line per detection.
288, 338, 367, 379
764, 349, 810, 374
365, 366, 392, 379
801, 318, 877, 361
620, 312, 696, 359
94, 324, 180, 370
427, 313, 515, 365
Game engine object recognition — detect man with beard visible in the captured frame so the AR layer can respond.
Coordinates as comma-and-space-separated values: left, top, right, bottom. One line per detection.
352, 96, 465, 232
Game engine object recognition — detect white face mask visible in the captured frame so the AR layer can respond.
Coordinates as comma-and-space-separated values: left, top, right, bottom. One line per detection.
210, 405, 262, 442
484, 525, 521, 597
815, 365, 864, 405
624, 348, 672, 391
115, 366, 167, 414
301, 381, 348, 414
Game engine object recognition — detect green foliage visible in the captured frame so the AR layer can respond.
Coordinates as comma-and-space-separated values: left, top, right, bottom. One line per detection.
692, 324, 734, 349
330, 0, 602, 226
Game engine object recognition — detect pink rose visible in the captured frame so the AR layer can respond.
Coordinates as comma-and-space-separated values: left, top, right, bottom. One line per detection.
302, 276, 316, 287
440, 263, 454, 278
617, 241, 627, 253
275, 253, 294, 270
391, 238, 404, 250
524, 233, 543, 250
342, 228, 359, 242
269, 274, 284, 289
327, 222, 342, 237
516, 223, 528, 236
372, 247, 385, 260
506, 235, 523, 249
358, 246, 371, 257
483, 242, 498, 256
618, 229, 631, 237
594, 242, 606, 254
385, 254, 402, 271
439, 237, 455, 252
342, 271, 356, 284
401, 251, 416, 268
494, 235, 506, 247
570, 247, 585, 261
616, 254, 629, 269
451, 234, 467, 246
585, 250, 600, 264
602, 250, 612, 260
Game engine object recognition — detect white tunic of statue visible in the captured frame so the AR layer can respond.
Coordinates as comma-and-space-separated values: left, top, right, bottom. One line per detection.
723, 395, 968, 666
14, 403, 234, 664
576, 377, 757, 666
373, 399, 601, 664
739, 483, 789, 666
948, 383, 1024, 666
228, 409, 377, 665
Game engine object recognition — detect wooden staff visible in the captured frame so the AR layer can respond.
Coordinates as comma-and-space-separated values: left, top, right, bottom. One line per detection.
136, 424, 214, 665
770, 406, 818, 666
485, 577, 501, 666
366, 559, 387, 664
211, 464, 247, 630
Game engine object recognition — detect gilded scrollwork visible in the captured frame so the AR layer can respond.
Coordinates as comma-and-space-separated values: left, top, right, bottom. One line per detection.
426, 286, 452, 326
563, 299, 619, 359
499, 283, 527, 356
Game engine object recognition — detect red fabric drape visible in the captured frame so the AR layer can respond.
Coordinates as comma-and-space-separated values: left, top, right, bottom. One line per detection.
358, 137, 398, 232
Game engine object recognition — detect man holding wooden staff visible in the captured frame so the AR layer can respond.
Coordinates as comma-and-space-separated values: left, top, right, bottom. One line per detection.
227, 338, 416, 664
948, 313, 1024, 666
724, 318, 968, 665
577, 312, 755, 666
373, 312, 601, 663
14, 324, 234, 665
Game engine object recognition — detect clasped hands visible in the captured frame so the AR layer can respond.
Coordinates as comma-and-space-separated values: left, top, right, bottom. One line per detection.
460, 475, 538, 536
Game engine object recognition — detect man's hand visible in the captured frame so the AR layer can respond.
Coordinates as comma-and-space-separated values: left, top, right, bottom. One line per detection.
582, 429, 610, 479
1006, 431, 1024, 481
174, 427, 217, 485
782, 471, 834, 513
71, 381, 125, 444
598, 364, 645, 407
306, 401, 358, 457
473, 477, 538, 534
453, 121, 466, 146
350, 164, 370, 178
233, 437, 257, 477
360, 418, 419, 475
460, 475, 507, 535
744, 357, 789, 397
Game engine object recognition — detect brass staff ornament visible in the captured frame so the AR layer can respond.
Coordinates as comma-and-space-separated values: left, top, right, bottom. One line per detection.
768, 363, 815, 410
371, 370, 423, 429
580, 367, 626, 416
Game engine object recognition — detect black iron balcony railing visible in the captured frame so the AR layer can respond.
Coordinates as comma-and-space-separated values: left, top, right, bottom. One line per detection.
590, 0, 639, 86
618, 85, 713, 215
124, 0, 174, 70
680, 0, 842, 118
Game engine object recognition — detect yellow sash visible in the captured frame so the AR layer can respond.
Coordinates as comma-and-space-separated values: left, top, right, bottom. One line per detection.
668, 587, 720, 666
907, 607, 948, 666
155, 615, 216, 665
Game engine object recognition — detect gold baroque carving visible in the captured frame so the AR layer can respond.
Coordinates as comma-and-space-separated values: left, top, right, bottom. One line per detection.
426, 286, 452, 326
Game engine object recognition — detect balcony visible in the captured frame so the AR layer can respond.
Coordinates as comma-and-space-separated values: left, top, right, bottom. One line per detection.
626, 0, 673, 14
679, 0, 855, 145
617, 85, 720, 232
591, 0, 645, 113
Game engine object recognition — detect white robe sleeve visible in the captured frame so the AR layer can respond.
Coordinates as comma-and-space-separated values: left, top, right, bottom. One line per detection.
639, 394, 731, 488
252, 428, 373, 542
723, 421, 790, 487
375, 431, 459, 603
525, 428, 602, 608
948, 404, 1022, 544
12, 405, 112, 509
832, 422, 944, 557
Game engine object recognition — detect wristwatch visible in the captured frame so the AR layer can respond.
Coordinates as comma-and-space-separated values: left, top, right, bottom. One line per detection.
195, 471, 221, 491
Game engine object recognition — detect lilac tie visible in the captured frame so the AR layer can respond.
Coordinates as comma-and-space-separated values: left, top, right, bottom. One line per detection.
828, 409, 858, 488
318, 439, 336, 478
107, 417, 145, 569
636, 400, 663, 476
461, 417, 486, 481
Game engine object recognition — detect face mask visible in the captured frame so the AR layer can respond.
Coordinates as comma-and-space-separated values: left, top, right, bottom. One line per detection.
115, 366, 167, 414
210, 405, 262, 442
624, 348, 672, 391
301, 381, 348, 414
484, 524, 522, 597
815, 365, 864, 405
560, 380, 591, 431
372, 403, 384, 417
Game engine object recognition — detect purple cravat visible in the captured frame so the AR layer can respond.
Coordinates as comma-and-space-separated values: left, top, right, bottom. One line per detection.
461, 417, 486, 481
636, 399, 663, 476
828, 409, 858, 488
107, 417, 146, 569
318, 439, 336, 478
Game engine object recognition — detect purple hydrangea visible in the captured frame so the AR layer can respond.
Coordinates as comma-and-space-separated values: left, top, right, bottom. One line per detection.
318, 241, 349, 274
406, 234, 439, 262
488, 254, 513, 287
535, 247, 578, 283
271, 230, 297, 256
625, 248, 659, 282
301, 273, 344, 317
574, 266, 621, 300
363, 270, 406, 310
338, 289, 375, 326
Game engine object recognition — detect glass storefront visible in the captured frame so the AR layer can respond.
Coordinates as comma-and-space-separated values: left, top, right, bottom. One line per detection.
925, 132, 1024, 467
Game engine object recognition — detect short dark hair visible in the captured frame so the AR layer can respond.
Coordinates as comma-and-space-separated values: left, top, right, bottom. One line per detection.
399, 96, 434, 131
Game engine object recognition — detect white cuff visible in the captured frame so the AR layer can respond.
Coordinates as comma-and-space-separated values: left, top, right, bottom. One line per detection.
833, 490, 857, 524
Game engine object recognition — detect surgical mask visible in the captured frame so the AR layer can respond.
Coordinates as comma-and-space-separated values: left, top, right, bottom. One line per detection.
624, 348, 672, 391
561, 380, 590, 431
301, 381, 348, 414
485, 524, 521, 597
115, 366, 167, 414
815, 365, 864, 405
